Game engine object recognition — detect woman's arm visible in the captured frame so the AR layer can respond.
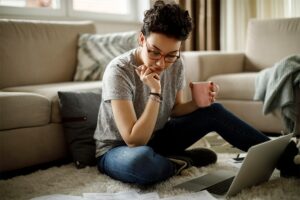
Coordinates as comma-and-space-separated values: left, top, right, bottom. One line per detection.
111, 98, 160, 147
170, 90, 198, 117
111, 65, 161, 147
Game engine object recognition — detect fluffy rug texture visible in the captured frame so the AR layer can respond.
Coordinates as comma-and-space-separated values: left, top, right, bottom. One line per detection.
0, 154, 300, 200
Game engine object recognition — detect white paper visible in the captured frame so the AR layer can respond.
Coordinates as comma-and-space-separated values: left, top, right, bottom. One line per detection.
30, 194, 83, 200
160, 190, 217, 200
31, 190, 215, 200
83, 190, 140, 200
139, 192, 160, 200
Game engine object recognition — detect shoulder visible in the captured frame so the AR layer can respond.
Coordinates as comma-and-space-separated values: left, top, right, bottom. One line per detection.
103, 49, 137, 77
108, 49, 135, 67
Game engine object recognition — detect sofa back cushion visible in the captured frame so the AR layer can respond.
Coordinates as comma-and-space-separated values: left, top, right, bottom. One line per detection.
245, 17, 300, 71
0, 19, 96, 89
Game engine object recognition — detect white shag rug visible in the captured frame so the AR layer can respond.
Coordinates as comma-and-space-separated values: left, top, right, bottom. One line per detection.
1, 154, 300, 200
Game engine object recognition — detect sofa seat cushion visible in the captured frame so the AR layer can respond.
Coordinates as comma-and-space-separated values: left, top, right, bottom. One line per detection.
0, 92, 50, 130
208, 72, 257, 100
2, 81, 102, 123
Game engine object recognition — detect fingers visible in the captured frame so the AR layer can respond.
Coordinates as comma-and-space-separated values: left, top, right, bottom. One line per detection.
135, 65, 159, 81
209, 91, 216, 103
209, 82, 219, 92
153, 73, 160, 80
139, 65, 151, 74
135, 69, 141, 76
213, 83, 220, 93
135, 65, 147, 79
209, 82, 219, 103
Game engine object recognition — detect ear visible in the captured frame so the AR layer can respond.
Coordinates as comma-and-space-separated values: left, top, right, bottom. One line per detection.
138, 32, 145, 46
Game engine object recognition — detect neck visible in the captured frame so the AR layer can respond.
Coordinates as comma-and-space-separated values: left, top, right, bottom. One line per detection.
135, 47, 143, 66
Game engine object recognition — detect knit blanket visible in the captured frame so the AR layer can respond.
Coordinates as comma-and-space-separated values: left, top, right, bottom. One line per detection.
254, 55, 300, 136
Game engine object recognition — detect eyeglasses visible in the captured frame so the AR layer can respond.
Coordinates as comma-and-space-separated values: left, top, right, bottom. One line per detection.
145, 40, 180, 63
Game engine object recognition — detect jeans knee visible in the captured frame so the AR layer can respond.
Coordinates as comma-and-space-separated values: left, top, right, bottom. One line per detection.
99, 146, 175, 185
129, 146, 174, 185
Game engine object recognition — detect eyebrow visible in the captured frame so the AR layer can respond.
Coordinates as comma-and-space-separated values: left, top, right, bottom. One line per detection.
150, 43, 179, 54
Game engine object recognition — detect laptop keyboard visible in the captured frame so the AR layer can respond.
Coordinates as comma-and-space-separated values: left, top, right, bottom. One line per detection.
206, 176, 235, 195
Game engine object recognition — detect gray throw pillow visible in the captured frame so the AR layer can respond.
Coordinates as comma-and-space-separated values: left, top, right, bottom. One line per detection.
58, 90, 101, 169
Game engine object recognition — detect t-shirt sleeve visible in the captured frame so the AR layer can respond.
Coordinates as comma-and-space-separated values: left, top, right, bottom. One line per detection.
102, 62, 133, 102
176, 58, 186, 90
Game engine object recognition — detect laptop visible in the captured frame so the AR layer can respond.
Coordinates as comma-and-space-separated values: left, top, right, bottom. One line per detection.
174, 134, 292, 197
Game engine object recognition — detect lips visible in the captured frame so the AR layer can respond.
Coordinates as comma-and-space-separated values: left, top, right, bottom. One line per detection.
148, 65, 163, 74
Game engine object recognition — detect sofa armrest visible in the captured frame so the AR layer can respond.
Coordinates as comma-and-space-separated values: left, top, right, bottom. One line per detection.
182, 51, 245, 82
181, 51, 245, 101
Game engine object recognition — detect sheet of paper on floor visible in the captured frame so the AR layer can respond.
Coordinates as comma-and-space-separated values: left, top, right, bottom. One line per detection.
160, 190, 217, 200
31, 194, 83, 200
30, 190, 217, 200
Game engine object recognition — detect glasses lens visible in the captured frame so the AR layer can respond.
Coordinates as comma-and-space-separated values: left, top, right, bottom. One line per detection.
148, 51, 161, 60
146, 40, 179, 63
165, 56, 178, 63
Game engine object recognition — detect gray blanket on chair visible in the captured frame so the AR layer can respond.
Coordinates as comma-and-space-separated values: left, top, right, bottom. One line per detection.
254, 55, 300, 136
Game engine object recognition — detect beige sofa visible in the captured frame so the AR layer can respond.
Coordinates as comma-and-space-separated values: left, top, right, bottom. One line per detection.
182, 17, 300, 134
0, 19, 100, 173
0, 18, 299, 173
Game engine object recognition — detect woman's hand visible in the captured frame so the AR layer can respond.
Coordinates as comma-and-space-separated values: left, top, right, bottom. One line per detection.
209, 82, 219, 103
189, 81, 220, 108
135, 65, 161, 93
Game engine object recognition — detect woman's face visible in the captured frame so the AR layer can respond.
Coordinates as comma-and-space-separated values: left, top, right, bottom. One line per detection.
138, 32, 181, 75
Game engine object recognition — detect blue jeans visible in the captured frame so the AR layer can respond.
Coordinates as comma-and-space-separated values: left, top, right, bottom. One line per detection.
97, 103, 269, 185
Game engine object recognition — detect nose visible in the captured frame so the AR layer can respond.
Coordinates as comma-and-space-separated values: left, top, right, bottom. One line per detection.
155, 56, 166, 69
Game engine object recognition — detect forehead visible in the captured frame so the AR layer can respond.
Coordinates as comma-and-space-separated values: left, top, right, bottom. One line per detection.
146, 33, 181, 52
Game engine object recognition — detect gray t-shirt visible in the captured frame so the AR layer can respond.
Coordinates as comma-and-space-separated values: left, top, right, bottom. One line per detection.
94, 48, 186, 158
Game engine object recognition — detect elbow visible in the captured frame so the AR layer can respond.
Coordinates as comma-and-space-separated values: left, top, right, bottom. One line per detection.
126, 141, 147, 148
124, 138, 148, 148
121, 129, 150, 147
127, 143, 139, 148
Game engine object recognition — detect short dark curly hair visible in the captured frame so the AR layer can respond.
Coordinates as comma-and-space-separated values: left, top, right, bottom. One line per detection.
141, 0, 193, 41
